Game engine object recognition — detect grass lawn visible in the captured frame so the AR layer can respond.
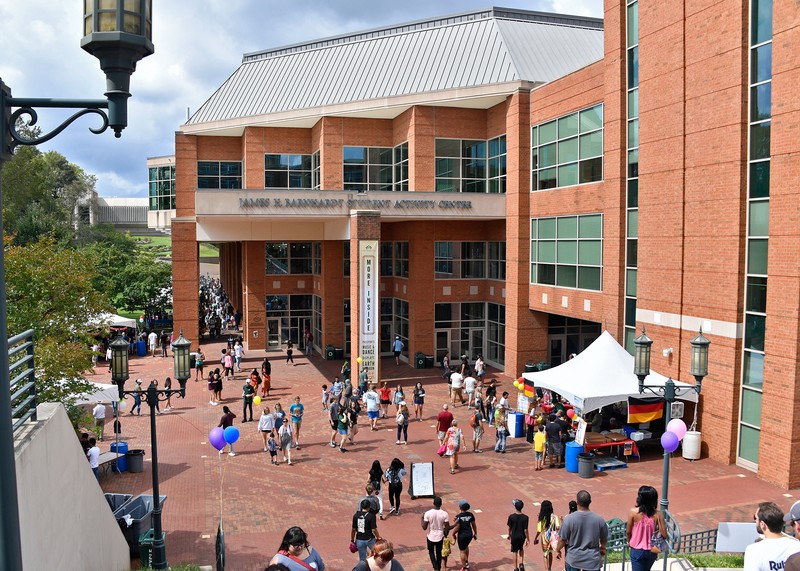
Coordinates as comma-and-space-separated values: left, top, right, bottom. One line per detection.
133, 236, 219, 259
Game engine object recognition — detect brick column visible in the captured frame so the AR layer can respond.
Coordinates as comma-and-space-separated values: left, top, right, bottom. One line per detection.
407, 220, 436, 359
350, 211, 381, 382
321, 240, 345, 348
505, 90, 548, 377
172, 219, 200, 343
242, 241, 266, 351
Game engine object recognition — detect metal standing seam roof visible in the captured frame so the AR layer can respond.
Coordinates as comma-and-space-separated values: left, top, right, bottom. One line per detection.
188, 7, 603, 126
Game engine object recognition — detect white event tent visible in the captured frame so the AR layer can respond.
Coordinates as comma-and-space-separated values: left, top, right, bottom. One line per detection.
521, 330, 699, 413
88, 312, 138, 329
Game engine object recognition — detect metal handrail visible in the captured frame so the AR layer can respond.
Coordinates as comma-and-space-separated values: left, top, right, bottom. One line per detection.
8, 329, 35, 434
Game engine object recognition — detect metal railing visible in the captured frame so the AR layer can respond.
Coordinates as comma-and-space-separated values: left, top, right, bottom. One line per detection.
603, 510, 682, 571
9, 329, 35, 434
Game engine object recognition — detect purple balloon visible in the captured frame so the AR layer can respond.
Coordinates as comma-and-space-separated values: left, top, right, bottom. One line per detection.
661, 431, 680, 453
224, 426, 240, 444
209, 427, 226, 451
666, 419, 687, 441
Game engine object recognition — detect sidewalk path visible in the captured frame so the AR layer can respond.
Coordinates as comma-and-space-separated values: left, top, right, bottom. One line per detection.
86, 337, 798, 570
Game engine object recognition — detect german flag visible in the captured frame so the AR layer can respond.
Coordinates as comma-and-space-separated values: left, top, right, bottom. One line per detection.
627, 396, 664, 423
523, 378, 536, 398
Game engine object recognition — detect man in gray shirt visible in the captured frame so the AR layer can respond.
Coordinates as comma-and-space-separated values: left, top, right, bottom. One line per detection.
556, 490, 608, 571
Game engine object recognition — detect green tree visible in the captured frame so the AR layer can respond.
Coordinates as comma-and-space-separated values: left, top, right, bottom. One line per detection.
115, 252, 173, 318
4, 236, 110, 405
78, 224, 138, 295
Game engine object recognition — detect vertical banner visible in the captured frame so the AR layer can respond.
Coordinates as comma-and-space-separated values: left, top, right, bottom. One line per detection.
359, 240, 380, 384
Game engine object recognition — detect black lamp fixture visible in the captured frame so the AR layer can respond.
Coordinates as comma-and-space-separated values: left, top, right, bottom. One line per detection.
171, 330, 192, 393
633, 327, 653, 392
109, 333, 131, 388
689, 329, 710, 390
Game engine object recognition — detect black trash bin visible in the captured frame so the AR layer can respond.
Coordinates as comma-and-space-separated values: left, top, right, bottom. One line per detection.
113, 494, 168, 555
414, 352, 426, 369
127, 449, 145, 473
334, 348, 344, 360
425, 355, 435, 368
325, 345, 335, 360
189, 353, 197, 369
139, 528, 166, 568
524, 362, 536, 373
578, 452, 595, 479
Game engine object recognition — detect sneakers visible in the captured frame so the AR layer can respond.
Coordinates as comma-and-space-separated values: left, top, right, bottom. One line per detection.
389, 506, 396, 514
263, 447, 267, 452
228, 452, 236, 456
329, 442, 336, 448
340, 447, 348, 453
396, 440, 401, 445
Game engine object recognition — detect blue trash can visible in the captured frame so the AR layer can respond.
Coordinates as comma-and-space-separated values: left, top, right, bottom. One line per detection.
111, 442, 129, 472
565, 440, 584, 473
507, 412, 525, 438
136, 340, 146, 356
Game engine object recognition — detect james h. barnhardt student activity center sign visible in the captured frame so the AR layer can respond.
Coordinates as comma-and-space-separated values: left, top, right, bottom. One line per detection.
238, 197, 475, 210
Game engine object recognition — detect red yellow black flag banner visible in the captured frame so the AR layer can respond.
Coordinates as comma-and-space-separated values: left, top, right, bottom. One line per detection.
627, 396, 664, 423
523, 379, 536, 398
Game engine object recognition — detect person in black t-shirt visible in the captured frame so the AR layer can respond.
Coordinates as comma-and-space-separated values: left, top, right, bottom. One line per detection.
508, 498, 530, 571
351, 499, 381, 561
451, 500, 478, 570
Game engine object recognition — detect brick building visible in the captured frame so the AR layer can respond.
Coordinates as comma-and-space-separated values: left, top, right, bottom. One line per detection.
169, 3, 800, 487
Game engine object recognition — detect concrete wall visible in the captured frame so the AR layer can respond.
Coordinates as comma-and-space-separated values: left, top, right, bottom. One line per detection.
16, 403, 130, 571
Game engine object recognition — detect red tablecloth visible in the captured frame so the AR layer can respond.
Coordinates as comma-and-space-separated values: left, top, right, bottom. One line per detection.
582, 438, 639, 458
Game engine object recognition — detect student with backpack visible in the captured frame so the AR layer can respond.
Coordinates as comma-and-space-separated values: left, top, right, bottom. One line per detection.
470, 403, 485, 453
384, 458, 407, 515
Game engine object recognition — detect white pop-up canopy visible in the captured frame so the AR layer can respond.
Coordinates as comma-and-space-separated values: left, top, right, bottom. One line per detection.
521, 330, 699, 413
88, 312, 137, 329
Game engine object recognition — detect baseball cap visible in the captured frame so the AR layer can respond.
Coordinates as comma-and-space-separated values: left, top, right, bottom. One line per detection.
784, 501, 800, 522
458, 499, 470, 510
512, 499, 524, 511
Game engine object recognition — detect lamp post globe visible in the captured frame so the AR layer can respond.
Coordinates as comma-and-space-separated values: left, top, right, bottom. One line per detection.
171, 330, 192, 394
109, 333, 130, 397
689, 329, 710, 390
633, 328, 652, 390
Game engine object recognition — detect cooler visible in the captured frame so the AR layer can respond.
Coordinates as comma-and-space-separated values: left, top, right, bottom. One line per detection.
507, 411, 525, 438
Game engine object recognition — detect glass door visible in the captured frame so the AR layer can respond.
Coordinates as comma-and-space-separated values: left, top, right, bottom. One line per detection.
267, 318, 281, 350
548, 335, 566, 367
436, 330, 450, 365
470, 328, 485, 360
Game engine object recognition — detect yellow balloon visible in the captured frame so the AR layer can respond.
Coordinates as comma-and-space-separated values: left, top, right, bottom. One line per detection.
253, 396, 262, 406
513, 381, 519, 389
356, 357, 363, 364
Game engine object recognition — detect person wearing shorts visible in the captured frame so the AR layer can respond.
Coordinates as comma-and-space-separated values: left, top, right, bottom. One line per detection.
364, 385, 381, 430
545, 414, 565, 468
508, 499, 530, 571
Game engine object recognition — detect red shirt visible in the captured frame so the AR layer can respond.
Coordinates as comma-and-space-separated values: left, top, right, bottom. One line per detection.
436, 410, 454, 432
379, 387, 391, 401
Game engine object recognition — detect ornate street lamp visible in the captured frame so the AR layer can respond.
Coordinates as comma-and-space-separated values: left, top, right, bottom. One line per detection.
633, 327, 709, 571
111, 329, 190, 570
0, 4, 154, 569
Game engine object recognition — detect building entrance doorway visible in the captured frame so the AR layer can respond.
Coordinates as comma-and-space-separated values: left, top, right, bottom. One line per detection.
547, 316, 601, 367
267, 318, 281, 351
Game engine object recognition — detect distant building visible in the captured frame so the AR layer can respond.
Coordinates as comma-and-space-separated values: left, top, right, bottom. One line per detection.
96, 197, 148, 234
147, 155, 176, 231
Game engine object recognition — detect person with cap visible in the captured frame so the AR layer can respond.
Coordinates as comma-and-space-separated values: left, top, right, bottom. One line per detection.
352, 498, 382, 561
744, 502, 800, 571
555, 490, 608, 571
436, 403, 454, 446
451, 499, 478, 570
508, 499, 530, 571
494, 403, 509, 453
392, 335, 405, 365
422, 496, 450, 571
785, 501, 800, 571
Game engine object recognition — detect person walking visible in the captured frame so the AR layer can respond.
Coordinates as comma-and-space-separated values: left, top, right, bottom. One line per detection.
268, 526, 326, 570
194, 348, 205, 382
395, 401, 410, 444
555, 490, 608, 571
87, 437, 100, 481
422, 496, 449, 571
368, 460, 385, 519
218, 406, 237, 456
163, 377, 173, 412
451, 499, 477, 571
413, 382, 426, 421
257, 407, 276, 452
148, 330, 158, 357
626, 486, 666, 571
130, 379, 143, 415
393, 384, 405, 415
494, 404, 508, 453
261, 355, 272, 397
285, 339, 294, 365
508, 499, 530, 571
352, 499, 382, 561
436, 404, 454, 446
392, 335, 404, 365
354, 539, 405, 571
364, 384, 381, 431
379, 382, 392, 419
92, 401, 106, 441
304, 327, 314, 356
222, 349, 234, 381
469, 403, 485, 453
443, 419, 464, 474
278, 417, 294, 465
233, 339, 245, 372
289, 395, 304, 449
384, 458, 407, 516
240, 379, 255, 422
534, 424, 546, 470
533, 500, 560, 571
213, 368, 223, 405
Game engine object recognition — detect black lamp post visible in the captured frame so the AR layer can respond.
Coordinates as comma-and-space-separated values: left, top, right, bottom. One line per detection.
111, 330, 190, 570
0, 3, 153, 569
633, 327, 709, 569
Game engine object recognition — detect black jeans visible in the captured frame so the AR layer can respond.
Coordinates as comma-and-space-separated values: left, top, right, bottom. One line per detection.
243, 400, 253, 421
427, 538, 443, 570
388, 482, 402, 510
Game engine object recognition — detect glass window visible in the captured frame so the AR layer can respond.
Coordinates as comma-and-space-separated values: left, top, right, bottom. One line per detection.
751, 43, 772, 84
627, 210, 639, 238
626, 269, 637, 297
626, 1, 638, 48
747, 239, 768, 275
265, 153, 313, 189
533, 104, 603, 190
751, 0, 772, 45
748, 201, 769, 237
435, 137, 505, 194
742, 351, 764, 388
746, 277, 767, 313
744, 313, 765, 352
344, 146, 394, 191
738, 424, 760, 464
749, 161, 770, 199
628, 89, 639, 119
751, 84, 772, 122
531, 214, 603, 291
750, 122, 771, 161
148, 163, 176, 211
198, 161, 241, 189
628, 46, 639, 89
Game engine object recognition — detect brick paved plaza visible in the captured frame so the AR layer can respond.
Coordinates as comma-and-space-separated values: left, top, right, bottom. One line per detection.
87, 338, 798, 570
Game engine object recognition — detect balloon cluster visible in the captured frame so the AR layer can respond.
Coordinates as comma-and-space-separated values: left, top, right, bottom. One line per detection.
566, 409, 575, 419
660, 418, 687, 453
512, 377, 525, 390
209, 426, 240, 451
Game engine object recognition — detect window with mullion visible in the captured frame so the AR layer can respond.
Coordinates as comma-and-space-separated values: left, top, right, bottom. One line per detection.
198, 161, 242, 189
530, 214, 602, 291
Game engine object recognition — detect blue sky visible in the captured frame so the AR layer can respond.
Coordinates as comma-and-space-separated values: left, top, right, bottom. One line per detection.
0, 1, 602, 197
